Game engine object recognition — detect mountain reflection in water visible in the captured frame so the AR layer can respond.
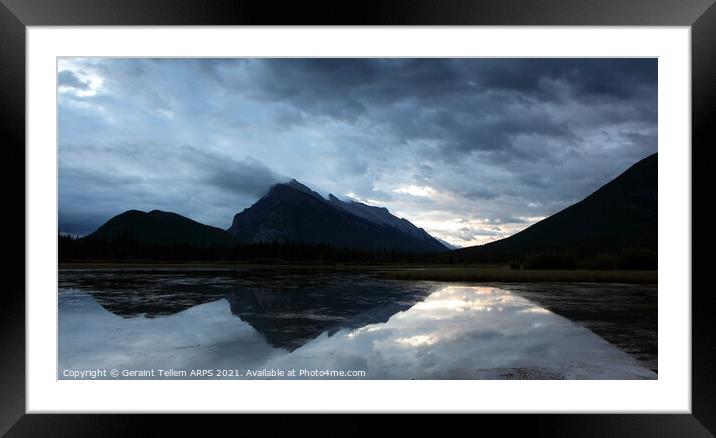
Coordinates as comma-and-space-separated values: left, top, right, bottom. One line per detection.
80, 272, 435, 351
58, 270, 656, 380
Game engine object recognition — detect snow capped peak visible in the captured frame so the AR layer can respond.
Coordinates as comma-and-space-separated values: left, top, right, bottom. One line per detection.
329, 196, 444, 246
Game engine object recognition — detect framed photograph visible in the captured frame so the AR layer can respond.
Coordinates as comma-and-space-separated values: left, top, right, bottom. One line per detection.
3, 0, 713, 434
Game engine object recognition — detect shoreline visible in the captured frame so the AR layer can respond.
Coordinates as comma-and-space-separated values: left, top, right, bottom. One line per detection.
58, 262, 657, 284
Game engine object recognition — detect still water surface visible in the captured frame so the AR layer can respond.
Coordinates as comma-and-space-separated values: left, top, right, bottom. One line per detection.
58, 270, 656, 380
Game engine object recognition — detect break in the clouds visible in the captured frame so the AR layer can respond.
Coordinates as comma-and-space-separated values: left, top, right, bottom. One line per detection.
58, 58, 657, 246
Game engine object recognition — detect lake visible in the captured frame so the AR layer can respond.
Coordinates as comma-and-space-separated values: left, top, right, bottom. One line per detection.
58, 269, 657, 380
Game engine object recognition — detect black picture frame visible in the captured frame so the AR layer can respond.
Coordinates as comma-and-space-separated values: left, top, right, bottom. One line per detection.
1, 0, 713, 434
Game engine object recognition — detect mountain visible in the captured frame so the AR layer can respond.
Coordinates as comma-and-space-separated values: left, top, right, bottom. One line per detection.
327, 193, 441, 244
227, 179, 448, 253
454, 153, 657, 261
436, 238, 462, 250
83, 209, 237, 247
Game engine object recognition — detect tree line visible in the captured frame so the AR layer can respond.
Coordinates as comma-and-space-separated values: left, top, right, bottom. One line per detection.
58, 234, 444, 264
58, 234, 657, 269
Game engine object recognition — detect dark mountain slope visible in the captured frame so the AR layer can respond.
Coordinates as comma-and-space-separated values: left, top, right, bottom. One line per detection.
83, 210, 237, 247
455, 153, 657, 261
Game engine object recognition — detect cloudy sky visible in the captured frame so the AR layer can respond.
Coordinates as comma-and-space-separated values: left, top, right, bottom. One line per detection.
58, 58, 657, 246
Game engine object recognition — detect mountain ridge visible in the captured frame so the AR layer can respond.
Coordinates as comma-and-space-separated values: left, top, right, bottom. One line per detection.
454, 152, 657, 261
83, 209, 237, 247
227, 180, 449, 253
73, 152, 656, 262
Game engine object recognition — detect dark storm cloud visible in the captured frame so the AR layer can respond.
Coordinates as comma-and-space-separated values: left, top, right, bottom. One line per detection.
58, 70, 90, 90
459, 188, 500, 201
59, 141, 282, 234
59, 164, 155, 235
246, 58, 656, 111
58, 58, 657, 244
239, 58, 655, 163
59, 215, 109, 237
200, 153, 283, 196
467, 58, 656, 100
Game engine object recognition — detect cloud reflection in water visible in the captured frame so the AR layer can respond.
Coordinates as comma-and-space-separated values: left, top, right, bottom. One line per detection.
59, 283, 656, 380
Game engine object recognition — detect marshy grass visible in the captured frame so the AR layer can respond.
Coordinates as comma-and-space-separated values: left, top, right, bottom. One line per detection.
376, 266, 657, 284
59, 261, 657, 284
